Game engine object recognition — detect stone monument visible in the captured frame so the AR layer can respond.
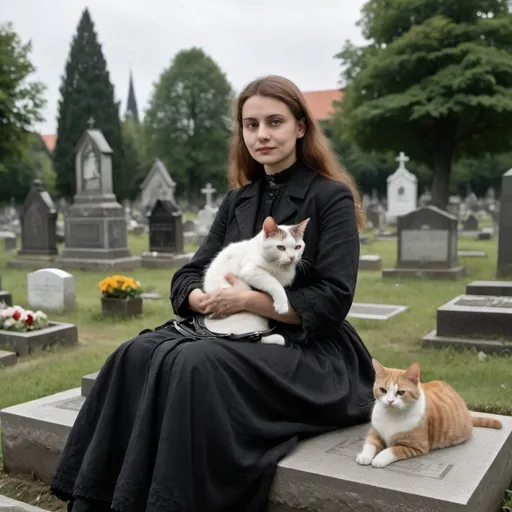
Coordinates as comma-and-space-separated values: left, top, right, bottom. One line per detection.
386, 152, 418, 223
139, 158, 177, 214
56, 119, 140, 270
7, 180, 58, 269
497, 168, 512, 277
382, 205, 465, 280
141, 199, 190, 268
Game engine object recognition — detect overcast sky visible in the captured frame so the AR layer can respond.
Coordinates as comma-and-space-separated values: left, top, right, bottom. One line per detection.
2, 0, 368, 135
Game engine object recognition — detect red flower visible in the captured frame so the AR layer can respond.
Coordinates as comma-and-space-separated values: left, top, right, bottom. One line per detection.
12, 311, 21, 321
25, 314, 34, 326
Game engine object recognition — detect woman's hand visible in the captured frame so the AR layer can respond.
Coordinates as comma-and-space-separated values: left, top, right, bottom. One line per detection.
201, 274, 249, 319
188, 288, 209, 314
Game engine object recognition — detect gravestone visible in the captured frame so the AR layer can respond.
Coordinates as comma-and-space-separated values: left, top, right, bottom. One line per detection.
466, 280, 512, 297
56, 120, 140, 270
7, 180, 58, 269
348, 303, 408, 320
382, 206, 466, 280
141, 199, 188, 268
386, 152, 417, 223
0, 274, 13, 306
5, 384, 512, 512
359, 254, 382, 271
27, 268, 76, 313
462, 213, 478, 231
422, 294, 512, 354
497, 169, 512, 277
194, 183, 219, 243
139, 159, 177, 214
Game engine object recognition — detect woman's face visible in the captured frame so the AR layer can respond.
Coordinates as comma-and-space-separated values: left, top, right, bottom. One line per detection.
241, 95, 305, 174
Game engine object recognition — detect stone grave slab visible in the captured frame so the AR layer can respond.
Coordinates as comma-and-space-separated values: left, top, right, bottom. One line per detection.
466, 281, 512, 297
359, 254, 382, 271
458, 250, 487, 258
422, 294, 512, 355
0, 350, 16, 367
0, 291, 12, 307
81, 371, 99, 397
27, 268, 76, 313
348, 303, 408, 320
0, 321, 78, 357
477, 227, 493, 241
1, 387, 84, 483
0, 495, 47, 511
269, 414, 512, 512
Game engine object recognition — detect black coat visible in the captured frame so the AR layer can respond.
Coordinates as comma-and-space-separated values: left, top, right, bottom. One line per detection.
172, 165, 363, 345
51, 165, 374, 512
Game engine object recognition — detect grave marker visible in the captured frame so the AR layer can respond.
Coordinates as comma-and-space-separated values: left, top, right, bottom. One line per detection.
386, 151, 418, 223
27, 268, 76, 313
139, 159, 177, 213
497, 169, 512, 277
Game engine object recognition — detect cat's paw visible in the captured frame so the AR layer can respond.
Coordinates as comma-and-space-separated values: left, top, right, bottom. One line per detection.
371, 450, 395, 468
356, 452, 373, 466
273, 298, 289, 315
260, 334, 286, 346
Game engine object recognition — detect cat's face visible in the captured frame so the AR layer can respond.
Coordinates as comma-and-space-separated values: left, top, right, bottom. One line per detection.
372, 359, 421, 410
261, 216, 309, 266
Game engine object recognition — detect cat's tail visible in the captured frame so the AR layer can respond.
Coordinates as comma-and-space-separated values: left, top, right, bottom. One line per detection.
472, 417, 503, 429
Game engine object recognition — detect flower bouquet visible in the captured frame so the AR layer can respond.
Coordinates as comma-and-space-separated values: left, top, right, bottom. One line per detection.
99, 275, 143, 317
0, 305, 49, 332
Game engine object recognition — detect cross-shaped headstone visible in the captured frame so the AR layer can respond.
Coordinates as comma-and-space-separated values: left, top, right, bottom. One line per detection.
396, 151, 410, 170
201, 183, 216, 208
87, 117, 95, 130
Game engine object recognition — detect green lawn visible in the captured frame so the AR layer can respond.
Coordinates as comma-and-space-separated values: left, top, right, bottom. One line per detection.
0, 232, 511, 510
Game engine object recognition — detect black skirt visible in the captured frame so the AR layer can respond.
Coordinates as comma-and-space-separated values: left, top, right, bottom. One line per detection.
51, 320, 374, 512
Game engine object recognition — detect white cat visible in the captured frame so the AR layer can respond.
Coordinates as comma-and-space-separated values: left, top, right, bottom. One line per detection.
202, 216, 309, 346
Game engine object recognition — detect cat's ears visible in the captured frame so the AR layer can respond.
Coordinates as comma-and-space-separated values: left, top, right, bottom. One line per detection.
404, 362, 421, 385
290, 218, 310, 239
372, 358, 386, 376
263, 217, 281, 238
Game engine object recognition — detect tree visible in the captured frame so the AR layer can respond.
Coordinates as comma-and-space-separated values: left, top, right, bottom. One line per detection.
144, 48, 234, 204
335, 0, 512, 209
53, 9, 125, 198
0, 23, 46, 173
122, 118, 148, 199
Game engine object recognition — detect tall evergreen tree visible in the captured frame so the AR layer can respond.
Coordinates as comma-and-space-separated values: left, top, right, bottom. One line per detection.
53, 9, 125, 199
335, 0, 512, 209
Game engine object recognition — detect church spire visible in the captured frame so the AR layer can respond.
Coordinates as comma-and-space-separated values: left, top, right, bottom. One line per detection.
126, 70, 139, 123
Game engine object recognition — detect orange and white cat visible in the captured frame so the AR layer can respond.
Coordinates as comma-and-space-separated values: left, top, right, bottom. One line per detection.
356, 359, 502, 468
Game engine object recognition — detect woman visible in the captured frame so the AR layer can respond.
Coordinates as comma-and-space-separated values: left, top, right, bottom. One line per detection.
51, 75, 374, 512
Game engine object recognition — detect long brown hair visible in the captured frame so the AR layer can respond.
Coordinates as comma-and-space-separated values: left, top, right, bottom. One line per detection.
227, 75, 365, 232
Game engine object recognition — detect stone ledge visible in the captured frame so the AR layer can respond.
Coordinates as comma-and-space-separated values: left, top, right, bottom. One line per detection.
0, 495, 47, 511
466, 281, 512, 297
81, 372, 99, 397
54, 256, 141, 271
421, 329, 512, 356
0, 350, 17, 367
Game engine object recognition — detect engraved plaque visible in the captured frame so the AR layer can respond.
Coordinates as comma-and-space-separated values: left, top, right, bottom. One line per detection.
326, 439, 454, 480
455, 296, 512, 309
400, 230, 449, 262
68, 222, 102, 248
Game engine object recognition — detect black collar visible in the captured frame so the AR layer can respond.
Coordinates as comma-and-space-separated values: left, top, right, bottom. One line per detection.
264, 161, 299, 187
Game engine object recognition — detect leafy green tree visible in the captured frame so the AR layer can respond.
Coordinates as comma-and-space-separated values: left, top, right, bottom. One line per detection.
0, 22, 46, 173
144, 47, 234, 204
335, 0, 512, 209
53, 9, 125, 199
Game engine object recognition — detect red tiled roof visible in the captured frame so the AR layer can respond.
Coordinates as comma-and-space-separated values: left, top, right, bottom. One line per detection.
41, 134, 57, 152
302, 89, 343, 121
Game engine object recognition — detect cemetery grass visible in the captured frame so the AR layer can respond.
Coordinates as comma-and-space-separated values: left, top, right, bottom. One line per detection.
1, 234, 512, 511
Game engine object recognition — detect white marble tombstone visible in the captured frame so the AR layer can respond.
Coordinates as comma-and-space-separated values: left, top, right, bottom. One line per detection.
27, 268, 76, 313
386, 152, 418, 223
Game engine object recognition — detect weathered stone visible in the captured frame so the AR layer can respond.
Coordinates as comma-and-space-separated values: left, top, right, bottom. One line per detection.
348, 303, 408, 320
466, 281, 512, 297
0, 495, 47, 511
0, 350, 16, 367
81, 372, 99, 397
27, 268, 76, 313
139, 159, 177, 213
458, 250, 487, 258
0, 321, 78, 357
359, 255, 382, 271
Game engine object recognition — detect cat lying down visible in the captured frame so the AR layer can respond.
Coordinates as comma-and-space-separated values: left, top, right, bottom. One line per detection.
202, 216, 309, 346
357, 359, 502, 468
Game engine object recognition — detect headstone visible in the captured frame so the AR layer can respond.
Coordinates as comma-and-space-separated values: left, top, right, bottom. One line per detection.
27, 268, 76, 313
383, 206, 465, 280
466, 280, 512, 297
56, 120, 140, 270
422, 294, 512, 354
359, 254, 382, 271
7, 180, 58, 269
201, 182, 216, 208
0, 274, 13, 306
141, 199, 187, 268
1, 230, 16, 250
477, 227, 493, 240
458, 250, 487, 258
462, 212, 478, 231
497, 169, 512, 277
0, 349, 17, 367
139, 159, 177, 213
386, 152, 417, 223
348, 303, 408, 320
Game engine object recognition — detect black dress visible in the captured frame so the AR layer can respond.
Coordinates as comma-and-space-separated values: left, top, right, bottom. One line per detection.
51, 163, 375, 512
